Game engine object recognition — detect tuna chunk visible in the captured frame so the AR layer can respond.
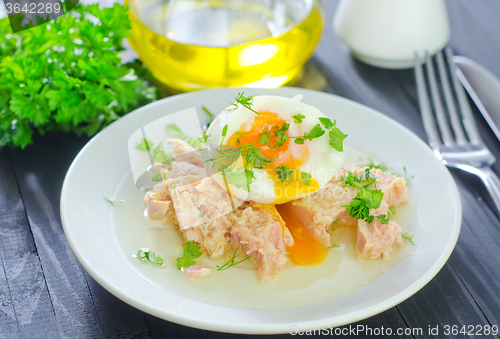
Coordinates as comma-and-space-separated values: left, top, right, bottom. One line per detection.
355, 202, 403, 259
185, 264, 213, 280
182, 216, 232, 258
144, 144, 294, 279
170, 138, 204, 167
285, 167, 408, 246
227, 203, 294, 282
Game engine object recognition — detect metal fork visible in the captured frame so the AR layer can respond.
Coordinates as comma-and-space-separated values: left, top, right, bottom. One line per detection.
414, 47, 500, 215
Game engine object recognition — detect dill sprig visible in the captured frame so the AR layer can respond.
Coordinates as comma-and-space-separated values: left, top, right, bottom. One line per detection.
231, 92, 259, 115
217, 247, 251, 271
402, 234, 415, 246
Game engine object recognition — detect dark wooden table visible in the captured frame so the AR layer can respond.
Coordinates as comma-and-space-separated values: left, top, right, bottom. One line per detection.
2, 0, 500, 338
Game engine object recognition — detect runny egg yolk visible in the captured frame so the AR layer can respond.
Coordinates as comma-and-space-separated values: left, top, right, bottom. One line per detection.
276, 204, 327, 265
226, 111, 320, 204
254, 203, 327, 266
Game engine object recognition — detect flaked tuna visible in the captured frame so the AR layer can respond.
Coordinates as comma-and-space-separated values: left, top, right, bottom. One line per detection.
285, 166, 408, 257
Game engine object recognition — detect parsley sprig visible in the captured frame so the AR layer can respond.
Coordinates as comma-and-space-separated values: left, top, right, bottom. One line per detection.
301, 172, 312, 186
216, 247, 251, 271
342, 170, 389, 224
275, 165, 296, 186
176, 241, 202, 270
0, 4, 157, 149
135, 248, 164, 266
292, 114, 305, 123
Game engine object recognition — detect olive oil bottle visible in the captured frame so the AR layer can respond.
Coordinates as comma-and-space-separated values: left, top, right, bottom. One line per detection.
126, 0, 323, 92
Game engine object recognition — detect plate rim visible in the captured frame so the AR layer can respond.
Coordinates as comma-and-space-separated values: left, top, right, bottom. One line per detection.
60, 87, 462, 334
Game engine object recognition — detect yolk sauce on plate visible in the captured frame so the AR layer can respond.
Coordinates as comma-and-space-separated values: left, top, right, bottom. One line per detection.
227, 111, 327, 266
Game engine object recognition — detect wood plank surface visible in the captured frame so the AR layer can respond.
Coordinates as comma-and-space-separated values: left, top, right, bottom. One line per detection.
1, 0, 500, 338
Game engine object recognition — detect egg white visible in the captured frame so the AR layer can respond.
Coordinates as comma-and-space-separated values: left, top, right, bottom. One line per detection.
206, 95, 346, 203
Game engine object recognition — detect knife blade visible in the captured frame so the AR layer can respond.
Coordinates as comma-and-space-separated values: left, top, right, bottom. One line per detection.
453, 56, 500, 143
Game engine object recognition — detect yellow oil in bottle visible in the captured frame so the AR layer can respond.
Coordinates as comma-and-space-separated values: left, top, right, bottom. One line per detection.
126, 0, 324, 92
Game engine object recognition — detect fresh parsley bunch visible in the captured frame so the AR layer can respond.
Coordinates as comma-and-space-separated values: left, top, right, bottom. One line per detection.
0, 3, 157, 148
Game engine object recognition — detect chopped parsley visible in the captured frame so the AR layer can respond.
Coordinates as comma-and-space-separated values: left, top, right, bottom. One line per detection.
235, 131, 245, 137
216, 247, 251, 271
292, 114, 306, 123
328, 243, 340, 249
293, 124, 325, 145
276, 165, 295, 185
365, 214, 389, 224
136, 138, 153, 151
176, 241, 202, 270
344, 189, 384, 221
342, 169, 376, 190
151, 172, 163, 182
166, 124, 189, 140
272, 122, 290, 148
259, 127, 271, 145
367, 162, 389, 172
135, 248, 164, 266
402, 234, 415, 246
301, 172, 312, 186
231, 92, 259, 115
329, 127, 348, 152
219, 162, 254, 192
319, 117, 335, 129
388, 206, 396, 216
199, 210, 204, 218
220, 125, 228, 145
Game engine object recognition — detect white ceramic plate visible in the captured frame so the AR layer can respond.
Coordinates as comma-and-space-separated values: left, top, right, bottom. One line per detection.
61, 87, 461, 334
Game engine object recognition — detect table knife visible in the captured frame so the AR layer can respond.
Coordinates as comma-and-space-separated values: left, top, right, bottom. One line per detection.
453, 56, 500, 143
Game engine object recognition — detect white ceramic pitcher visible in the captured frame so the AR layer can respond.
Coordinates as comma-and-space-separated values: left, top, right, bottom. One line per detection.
333, 0, 450, 69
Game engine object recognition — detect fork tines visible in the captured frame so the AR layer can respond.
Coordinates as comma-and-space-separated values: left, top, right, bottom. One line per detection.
414, 47, 484, 151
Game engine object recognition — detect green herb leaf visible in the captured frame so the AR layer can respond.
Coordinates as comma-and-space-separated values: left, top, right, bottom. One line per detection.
0, 3, 156, 149
328, 243, 340, 249
301, 172, 312, 186
329, 128, 348, 152
367, 163, 389, 172
102, 196, 115, 206
136, 248, 164, 265
292, 114, 305, 123
176, 241, 202, 270
376, 214, 389, 224
388, 206, 395, 216
319, 117, 335, 129
401, 234, 415, 246
101, 196, 124, 206
235, 131, 245, 137
166, 124, 189, 140
276, 165, 294, 185
202, 106, 214, 119
136, 139, 154, 151
342, 170, 376, 190
344, 189, 384, 221
272, 122, 290, 148
199, 210, 204, 218
231, 92, 259, 115
216, 247, 251, 271
259, 127, 271, 145
151, 172, 163, 182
